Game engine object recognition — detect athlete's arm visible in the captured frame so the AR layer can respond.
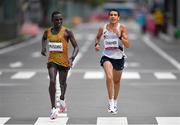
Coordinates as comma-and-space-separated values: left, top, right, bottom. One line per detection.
95, 27, 103, 51
41, 30, 48, 56
120, 25, 129, 48
66, 29, 79, 66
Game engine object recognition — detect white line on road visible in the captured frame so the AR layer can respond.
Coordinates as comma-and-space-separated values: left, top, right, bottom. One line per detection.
129, 33, 138, 41
126, 62, 140, 67
11, 71, 36, 79
1, 68, 180, 73
143, 35, 180, 71
97, 117, 128, 125
0, 83, 22, 86
122, 72, 141, 79
0, 117, 10, 125
0, 35, 41, 54
32, 51, 41, 58
84, 71, 104, 79
34, 117, 68, 125
156, 117, 180, 125
9, 61, 23, 68
154, 72, 177, 80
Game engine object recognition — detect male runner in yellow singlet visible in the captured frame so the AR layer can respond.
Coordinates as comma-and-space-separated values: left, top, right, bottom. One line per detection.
41, 11, 79, 119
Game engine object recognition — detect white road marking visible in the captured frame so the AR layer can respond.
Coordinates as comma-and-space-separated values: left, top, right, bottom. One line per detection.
0, 35, 41, 54
0, 117, 10, 125
154, 72, 177, 79
97, 117, 128, 125
34, 117, 68, 125
11, 71, 36, 79
72, 53, 82, 67
126, 62, 140, 67
87, 34, 95, 41
9, 61, 23, 68
143, 35, 180, 71
128, 82, 180, 86
32, 51, 41, 58
84, 71, 104, 79
129, 33, 138, 40
122, 72, 141, 79
156, 117, 180, 125
75, 33, 83, 40
0, 83, 22, 86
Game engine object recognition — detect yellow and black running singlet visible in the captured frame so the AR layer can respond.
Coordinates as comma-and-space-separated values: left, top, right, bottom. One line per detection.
47, 26, 69, 67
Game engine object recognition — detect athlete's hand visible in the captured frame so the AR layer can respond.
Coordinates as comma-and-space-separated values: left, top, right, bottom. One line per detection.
41, 49, 47, 56
95, 44, 100, 51
113, 28, 121, 37
122, 32, 128, 41
68, 57, 74, 67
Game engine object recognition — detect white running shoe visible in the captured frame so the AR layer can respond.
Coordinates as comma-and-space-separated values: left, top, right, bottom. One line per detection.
107, 102, 114, 113
58, 99, 67, 113
112, 105, 118, 114
50, 107, 58, 120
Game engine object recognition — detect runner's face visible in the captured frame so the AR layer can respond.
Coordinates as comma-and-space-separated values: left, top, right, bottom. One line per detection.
109, 11, 119, 24
52, 14, 63, 27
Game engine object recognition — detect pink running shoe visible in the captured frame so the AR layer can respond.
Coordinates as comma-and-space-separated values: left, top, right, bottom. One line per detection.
58, 99, 67, 113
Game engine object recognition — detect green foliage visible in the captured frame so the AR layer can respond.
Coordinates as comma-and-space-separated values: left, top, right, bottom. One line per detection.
77, 0, 105, 6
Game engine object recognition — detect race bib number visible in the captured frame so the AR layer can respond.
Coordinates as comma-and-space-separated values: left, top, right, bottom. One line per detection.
104, 38, 119, 49
49, 42, 63, 52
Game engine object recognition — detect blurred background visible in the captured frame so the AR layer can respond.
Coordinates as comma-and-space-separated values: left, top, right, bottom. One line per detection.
0, 0, 180, 41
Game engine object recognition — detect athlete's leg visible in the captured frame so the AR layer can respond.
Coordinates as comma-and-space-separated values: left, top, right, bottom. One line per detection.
113, 70, 123, 100
48, 65, 58, 109
103, 61, 114, 100
58, 70, 68, 100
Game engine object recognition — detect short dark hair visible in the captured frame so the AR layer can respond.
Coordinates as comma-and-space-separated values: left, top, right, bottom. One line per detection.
108, 9, 120, 17
51, 11, 62, 20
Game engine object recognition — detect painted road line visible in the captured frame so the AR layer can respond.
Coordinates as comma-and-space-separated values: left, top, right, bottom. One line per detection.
0, 35, 41, 54
34, 117, 68, 125
143, 35, 180, 70
122, 72, 141, 79
84, 71, 104, 79
0, 83, 22, 86
126, 62, 140, 67
11, 71, 36, 79
97, 117, 128, 125
154, 72, 177, 80
0, 117, 10, 125
32, 51, 41, 58
9, 61, 23, 68
156, 117, 180, 125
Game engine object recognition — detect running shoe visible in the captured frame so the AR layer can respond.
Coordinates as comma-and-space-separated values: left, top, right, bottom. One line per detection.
58, 99, 67, 113
112, 105, 118, 114
107, 103, 114, 113
50, 107, 58, 120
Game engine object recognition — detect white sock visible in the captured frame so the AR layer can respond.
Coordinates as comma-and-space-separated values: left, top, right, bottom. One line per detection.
114, 100, 117, 106
109, 99, 114, 105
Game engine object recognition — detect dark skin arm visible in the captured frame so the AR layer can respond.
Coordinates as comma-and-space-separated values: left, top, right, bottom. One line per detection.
65, 29, 79, 67
41, 30, 48, 56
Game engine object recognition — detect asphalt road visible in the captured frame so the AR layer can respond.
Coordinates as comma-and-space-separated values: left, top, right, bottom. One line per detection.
0, 20, 180, 125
